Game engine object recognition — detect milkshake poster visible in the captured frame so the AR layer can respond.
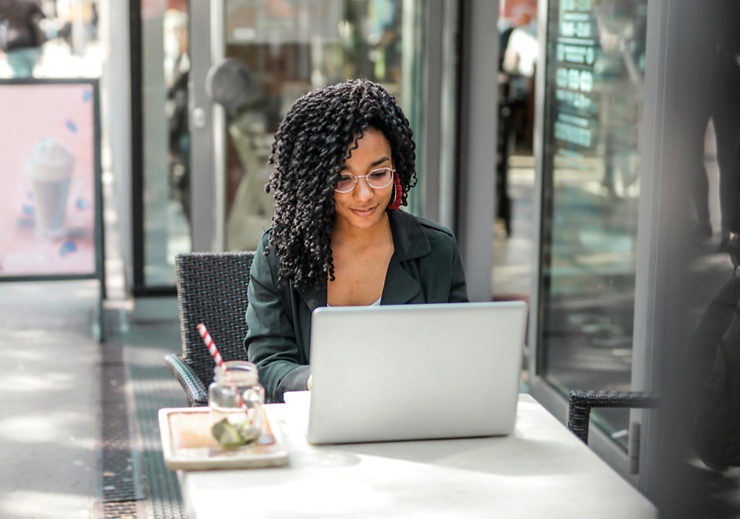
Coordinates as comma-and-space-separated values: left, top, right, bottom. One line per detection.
0, 81, 99, 278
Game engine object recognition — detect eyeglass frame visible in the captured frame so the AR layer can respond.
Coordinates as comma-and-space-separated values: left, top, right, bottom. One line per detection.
334, 167, 396, 193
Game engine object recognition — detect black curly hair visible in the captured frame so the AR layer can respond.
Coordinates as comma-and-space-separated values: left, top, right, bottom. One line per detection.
265, 79, 417, 291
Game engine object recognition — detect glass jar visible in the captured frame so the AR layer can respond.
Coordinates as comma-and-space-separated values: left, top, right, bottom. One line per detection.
208, 360, 265, 447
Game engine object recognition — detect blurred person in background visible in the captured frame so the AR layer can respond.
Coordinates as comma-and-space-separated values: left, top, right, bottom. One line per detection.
593, 0, 646, 199
164, 7, 190, 222
0, 0, 46, 77
501, 5, 537, 150
206, 58, 274, 251
501, 7, 536, 78
709, 2, 740, 250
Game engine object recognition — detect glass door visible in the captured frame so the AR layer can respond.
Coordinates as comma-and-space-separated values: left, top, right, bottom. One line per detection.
189, 0, 425, 252
531, 0, 649, 451
133, 0, 192, 293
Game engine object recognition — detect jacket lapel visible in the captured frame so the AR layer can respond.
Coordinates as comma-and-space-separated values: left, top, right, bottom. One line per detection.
381, 255, 423, 304
381, 211, 431, 305
297, 284, 326, 313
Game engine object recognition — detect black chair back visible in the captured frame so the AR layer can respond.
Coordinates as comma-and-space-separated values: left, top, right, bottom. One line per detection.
175, 251, 255, 389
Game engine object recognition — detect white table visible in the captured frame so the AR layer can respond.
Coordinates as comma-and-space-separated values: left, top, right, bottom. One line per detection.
178, 394, 657, 518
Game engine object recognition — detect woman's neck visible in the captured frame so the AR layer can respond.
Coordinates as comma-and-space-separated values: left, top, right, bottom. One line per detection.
331, 212, 392, 248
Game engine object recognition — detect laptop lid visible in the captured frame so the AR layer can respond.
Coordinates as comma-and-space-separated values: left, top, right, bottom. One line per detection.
307, 301, 527, 444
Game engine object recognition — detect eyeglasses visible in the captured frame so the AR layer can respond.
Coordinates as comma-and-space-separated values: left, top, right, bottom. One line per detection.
335, 167, 395, 193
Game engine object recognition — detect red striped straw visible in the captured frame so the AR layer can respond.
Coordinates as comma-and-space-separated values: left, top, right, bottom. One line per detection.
197, 323, 250, 418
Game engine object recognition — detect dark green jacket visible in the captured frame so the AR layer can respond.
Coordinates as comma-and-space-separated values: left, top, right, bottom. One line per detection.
245, 210, 468, 402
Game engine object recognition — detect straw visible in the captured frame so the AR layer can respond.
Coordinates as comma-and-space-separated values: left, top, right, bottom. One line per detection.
197, 323, 250, 420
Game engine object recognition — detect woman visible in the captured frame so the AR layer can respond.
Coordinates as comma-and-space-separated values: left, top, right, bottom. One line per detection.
245, 79, 468, 403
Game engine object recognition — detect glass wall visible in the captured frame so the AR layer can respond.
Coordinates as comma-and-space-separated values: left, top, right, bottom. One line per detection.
538, 0, 648, 448
139, 0, 191, 288
214, 0, 418, 251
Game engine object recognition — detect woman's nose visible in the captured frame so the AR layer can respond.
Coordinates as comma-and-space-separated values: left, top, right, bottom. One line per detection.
353, 176, 374, 200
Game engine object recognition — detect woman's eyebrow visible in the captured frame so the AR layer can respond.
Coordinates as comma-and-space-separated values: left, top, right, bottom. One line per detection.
369, 156, 390, 168
341, 156, 391, 172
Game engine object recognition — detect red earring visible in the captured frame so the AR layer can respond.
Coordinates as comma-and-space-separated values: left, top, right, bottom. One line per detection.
388, 173, 402, 210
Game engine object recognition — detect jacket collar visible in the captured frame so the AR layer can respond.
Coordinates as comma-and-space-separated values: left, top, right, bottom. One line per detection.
298, 210, 431, 309
387, 209, 431, 261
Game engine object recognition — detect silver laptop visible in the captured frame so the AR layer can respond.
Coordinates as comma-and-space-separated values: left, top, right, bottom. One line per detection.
305, 301, 527, 444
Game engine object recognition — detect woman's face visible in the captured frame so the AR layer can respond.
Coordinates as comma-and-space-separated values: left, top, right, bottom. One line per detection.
333, 128, 394, 232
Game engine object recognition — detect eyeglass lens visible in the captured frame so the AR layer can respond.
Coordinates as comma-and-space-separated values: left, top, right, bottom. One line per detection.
335, 168, 394, 193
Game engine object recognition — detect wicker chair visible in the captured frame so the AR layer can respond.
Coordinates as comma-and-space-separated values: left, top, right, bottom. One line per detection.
165, 251, 255, 406
567, 390, 659, 444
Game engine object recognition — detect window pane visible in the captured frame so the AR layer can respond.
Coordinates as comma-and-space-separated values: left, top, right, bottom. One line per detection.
141, 2, 192, 286
539, 0, 648, 448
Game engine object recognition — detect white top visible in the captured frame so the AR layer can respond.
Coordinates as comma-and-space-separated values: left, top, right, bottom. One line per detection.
178, 394, 657, 519
326, 297, 381, 307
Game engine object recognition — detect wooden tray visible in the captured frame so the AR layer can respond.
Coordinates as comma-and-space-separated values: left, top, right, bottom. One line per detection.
158, 407, 289, 470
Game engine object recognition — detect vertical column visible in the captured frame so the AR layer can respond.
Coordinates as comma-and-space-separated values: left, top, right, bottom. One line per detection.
456, 0, 498, 302
189, 0, 214, 252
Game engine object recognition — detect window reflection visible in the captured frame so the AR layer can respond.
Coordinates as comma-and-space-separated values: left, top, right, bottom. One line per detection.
164, 7, 190, 229
141, 1, 192, 286
540, 0, 648, 447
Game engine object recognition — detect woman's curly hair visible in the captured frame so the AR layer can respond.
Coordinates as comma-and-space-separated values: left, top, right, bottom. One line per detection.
265, 79, 417, 291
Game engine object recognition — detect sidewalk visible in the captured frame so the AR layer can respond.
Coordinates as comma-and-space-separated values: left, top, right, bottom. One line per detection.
0, 280, 188, 519
0, 280, 100, 519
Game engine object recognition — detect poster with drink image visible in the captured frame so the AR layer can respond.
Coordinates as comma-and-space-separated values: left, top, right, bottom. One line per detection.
0, 81, 100, 278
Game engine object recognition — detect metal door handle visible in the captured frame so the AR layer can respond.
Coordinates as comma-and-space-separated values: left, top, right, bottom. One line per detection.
192, 107, 207, 129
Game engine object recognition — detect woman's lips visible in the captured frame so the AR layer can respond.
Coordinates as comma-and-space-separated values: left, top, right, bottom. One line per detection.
351, 205, 377, 216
